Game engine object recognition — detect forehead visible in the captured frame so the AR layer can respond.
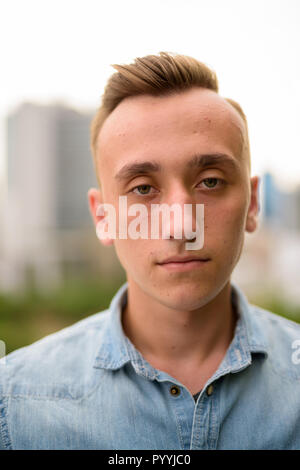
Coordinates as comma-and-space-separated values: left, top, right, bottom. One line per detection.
97, 88, 246, 173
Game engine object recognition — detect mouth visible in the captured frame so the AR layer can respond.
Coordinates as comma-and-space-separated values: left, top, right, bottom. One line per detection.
157, 256, 211, 272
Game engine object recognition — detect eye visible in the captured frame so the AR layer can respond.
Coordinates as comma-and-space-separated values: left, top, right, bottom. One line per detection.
131, 184, 155, 196
199, 178, 225, 189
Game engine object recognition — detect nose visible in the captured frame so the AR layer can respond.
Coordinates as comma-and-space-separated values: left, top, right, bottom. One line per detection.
159, 189, 203, 244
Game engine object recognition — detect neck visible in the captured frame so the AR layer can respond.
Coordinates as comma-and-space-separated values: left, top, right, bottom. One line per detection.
121, 279, 237, 371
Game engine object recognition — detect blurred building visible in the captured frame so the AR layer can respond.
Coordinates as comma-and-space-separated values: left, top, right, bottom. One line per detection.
233, 172, 300, 305
0, 102, 122, 292
261, 172, 300, 232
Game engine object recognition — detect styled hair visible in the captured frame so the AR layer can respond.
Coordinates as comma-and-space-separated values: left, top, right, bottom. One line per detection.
90, 52, 250, 179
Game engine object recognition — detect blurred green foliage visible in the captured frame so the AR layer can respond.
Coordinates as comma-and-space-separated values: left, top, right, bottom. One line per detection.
251, 294, 300, 324
0, 277, 299, 356
0, 275, 126, 355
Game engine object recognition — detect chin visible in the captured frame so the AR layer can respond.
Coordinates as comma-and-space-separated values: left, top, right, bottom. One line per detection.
155, 282, 213, 311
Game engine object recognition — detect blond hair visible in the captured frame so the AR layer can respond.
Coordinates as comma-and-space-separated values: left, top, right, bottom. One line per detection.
90, 52, 250, 178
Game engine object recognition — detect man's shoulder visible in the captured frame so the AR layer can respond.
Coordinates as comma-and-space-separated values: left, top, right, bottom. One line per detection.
248, 302, 300, 380
250, 302, 300, 338
0, 307, 111, 398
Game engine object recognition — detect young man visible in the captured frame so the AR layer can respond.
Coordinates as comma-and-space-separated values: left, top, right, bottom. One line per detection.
1, 52, 300, 450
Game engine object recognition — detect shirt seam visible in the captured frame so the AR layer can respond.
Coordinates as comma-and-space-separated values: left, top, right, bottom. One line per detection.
170, 398, 185, 450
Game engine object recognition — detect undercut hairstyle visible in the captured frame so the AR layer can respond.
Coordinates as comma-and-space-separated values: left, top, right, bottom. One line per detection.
90, 52, 251, 182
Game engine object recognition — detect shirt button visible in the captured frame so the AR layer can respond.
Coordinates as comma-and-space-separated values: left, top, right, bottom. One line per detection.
169, 385, 181, 397
206, 384, 214, 396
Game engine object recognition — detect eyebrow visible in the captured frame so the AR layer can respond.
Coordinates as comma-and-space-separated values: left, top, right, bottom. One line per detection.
115, 161, 161, 181
187, 153, 239, 171
114, 153, 239, 181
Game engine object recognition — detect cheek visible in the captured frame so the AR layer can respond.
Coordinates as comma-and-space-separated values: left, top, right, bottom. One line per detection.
204, 196, 247, 250
113, 238, 152, 276
114, 238, 137, 267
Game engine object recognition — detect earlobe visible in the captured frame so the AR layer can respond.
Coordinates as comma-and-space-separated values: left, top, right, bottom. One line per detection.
245, 176, 260, 233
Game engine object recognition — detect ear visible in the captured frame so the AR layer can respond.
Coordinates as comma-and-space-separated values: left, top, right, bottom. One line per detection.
245, 176, 260, 233
87, 187, 114, 246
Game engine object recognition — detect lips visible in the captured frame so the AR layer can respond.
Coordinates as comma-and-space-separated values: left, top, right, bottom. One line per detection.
156, 256, 210, 273
157, 256, 210, 264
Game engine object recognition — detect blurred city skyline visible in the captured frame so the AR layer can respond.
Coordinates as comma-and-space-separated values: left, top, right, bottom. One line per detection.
1, 0, 300, 191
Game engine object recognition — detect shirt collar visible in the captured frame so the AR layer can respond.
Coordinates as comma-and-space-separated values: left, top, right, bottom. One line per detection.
93, 280, 269, 379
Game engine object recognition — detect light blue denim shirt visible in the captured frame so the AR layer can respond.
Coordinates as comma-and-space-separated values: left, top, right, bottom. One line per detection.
1, 280, 300, 450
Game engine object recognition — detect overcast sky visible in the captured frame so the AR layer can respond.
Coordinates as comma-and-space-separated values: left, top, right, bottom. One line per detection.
1, 0, 300, 193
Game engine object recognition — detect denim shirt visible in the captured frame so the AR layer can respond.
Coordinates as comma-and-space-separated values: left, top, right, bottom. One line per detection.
1, 280, 300, 450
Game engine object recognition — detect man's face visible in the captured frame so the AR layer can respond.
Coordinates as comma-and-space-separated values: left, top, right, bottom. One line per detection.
89, 87, 259, 311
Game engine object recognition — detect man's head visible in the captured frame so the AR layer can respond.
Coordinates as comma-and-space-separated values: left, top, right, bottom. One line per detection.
88, 52, 259, 311
90, 52, 251, 181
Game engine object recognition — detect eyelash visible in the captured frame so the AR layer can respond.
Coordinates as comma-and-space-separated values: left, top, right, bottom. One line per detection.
130, 178, 225, 196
